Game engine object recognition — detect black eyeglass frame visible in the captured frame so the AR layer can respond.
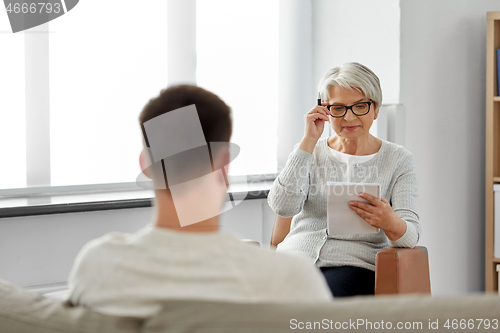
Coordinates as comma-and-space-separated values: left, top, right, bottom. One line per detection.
326, 100, 374, 118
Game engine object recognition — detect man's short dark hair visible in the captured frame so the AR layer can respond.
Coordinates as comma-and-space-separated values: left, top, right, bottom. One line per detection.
139, 85, 232, 144
138, 85, 232, 190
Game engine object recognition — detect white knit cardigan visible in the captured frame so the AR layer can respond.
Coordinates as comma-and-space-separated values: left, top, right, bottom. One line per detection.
267, 138, 421, 271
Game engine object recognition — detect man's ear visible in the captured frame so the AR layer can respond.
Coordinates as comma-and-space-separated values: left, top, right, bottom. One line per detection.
213, 149, 230, 171
139, 150, 152, 178
212, 149, 230, 185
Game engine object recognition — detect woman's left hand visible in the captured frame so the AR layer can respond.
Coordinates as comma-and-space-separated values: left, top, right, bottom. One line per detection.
349, 192, 407, 241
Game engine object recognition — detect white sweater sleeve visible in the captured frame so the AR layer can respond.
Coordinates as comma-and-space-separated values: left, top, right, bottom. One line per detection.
388, 153, 421, 248
267, 147, 314, 217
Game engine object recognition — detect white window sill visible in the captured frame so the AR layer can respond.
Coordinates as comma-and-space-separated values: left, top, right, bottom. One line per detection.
0, 176, 275, 219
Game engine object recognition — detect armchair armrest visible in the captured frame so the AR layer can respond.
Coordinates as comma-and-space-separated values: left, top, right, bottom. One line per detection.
375, 246, 431, 295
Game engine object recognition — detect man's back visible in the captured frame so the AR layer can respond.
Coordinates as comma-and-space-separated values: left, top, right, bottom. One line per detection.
66, 226, 332, 318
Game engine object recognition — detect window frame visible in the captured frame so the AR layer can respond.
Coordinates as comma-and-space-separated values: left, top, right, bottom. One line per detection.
1, 0, 281, 195
0, 0, 401, 218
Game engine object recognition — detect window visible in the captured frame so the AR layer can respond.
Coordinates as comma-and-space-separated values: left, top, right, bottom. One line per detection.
48, 0, 168, 186
0, 0, 168, 190
0, 15, 26, 189
0, 0, 279, 192
196, 0, 279, 176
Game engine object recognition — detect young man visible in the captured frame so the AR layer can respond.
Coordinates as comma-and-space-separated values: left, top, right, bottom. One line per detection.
66, 85, 332, 318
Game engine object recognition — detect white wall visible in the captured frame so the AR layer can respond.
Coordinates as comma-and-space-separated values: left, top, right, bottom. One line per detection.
312, 0, 400, 104
400, 0, 499, 295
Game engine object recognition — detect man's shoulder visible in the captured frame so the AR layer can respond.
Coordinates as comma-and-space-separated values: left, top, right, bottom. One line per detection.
233, 245, 331, 300
76, 230, 141, 260
232, 242, 316, 272
267, 250, 318, 272
90, 231, 135, 247
68, 229, 152, 283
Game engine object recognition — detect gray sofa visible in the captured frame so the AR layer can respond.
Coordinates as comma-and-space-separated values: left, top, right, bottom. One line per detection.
1, 278, 499, 333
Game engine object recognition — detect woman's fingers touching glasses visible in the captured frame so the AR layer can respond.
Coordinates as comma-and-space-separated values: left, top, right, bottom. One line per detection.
309, 105, 330, 120
299, 104, 330, 154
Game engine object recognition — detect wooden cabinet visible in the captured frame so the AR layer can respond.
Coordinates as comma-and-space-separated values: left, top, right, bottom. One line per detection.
485, 11, 500, 293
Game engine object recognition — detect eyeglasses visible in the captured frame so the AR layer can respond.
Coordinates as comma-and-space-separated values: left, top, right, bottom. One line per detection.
326, 100, 373, 118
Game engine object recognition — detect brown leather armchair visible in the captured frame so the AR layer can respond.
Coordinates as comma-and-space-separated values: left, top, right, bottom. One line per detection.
271, 215, 431, 296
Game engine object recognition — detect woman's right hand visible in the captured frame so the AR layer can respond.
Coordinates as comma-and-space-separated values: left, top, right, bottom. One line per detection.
298, 104, 330, 154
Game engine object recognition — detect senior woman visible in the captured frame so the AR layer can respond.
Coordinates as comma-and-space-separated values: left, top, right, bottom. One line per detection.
267, 62, 420, 297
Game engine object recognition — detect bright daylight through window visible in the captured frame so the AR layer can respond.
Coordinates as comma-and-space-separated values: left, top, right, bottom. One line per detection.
197, 0, 279, 176
0, 0, 279, 191
0, 15, 26, 190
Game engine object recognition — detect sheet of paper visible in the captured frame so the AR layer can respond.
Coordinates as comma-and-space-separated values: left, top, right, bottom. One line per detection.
327, 182, 380, 236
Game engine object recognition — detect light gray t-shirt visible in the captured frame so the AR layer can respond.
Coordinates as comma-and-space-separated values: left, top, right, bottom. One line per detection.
66, 225, 332, 318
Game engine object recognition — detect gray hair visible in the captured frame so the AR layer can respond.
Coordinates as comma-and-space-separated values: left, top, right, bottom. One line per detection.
318, 62, 382, 109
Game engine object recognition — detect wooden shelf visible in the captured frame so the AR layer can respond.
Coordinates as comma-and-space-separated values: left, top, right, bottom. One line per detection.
485, 11, 500, 293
